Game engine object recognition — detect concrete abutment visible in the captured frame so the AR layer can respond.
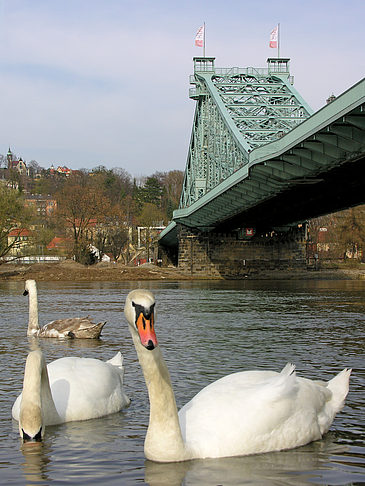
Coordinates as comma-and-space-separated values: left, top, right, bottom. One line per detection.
175, 224, 307, 278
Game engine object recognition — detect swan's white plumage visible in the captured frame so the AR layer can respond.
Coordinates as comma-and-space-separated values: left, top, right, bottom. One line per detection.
12, 349, 130, 439
178, 367, 338, 458
24, 279, 106, 339
124, 289, 351, 462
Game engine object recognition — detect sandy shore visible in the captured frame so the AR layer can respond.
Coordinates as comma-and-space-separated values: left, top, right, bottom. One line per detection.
1, 260, 365, 281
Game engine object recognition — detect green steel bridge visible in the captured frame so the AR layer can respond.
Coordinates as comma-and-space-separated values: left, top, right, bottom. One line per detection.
160, 56, 365, 249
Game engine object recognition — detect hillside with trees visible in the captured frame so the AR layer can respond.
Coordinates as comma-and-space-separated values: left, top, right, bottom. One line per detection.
0, 155, 184, 264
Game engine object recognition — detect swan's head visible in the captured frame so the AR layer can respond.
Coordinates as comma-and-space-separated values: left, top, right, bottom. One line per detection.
19, 406, 43, 443
23, 279, 36, 296
19, 350, 44, 443
124, 289, 158, 351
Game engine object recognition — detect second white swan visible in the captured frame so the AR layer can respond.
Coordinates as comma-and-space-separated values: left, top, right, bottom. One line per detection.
124, 289, 351, 463
12, 349, 130, 441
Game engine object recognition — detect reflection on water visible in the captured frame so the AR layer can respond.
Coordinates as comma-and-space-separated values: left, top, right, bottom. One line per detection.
21, 441, 51, 483
28, 334, 106, 350
0, 279, 364, 485
145, 435, 349, 486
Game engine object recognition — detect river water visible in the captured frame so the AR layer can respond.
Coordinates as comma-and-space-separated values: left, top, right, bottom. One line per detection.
0, 279, 364, 485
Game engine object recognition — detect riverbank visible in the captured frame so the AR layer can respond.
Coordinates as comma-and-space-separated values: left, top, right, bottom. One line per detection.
0, 260, 195, 281
1, 259, 365, 281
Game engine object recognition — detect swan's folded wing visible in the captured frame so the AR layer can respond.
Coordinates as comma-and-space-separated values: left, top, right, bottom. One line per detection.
41, 317, 106, 338
44, 317, 93, 331
48, 357, 130, 421
179, 369, 309, 458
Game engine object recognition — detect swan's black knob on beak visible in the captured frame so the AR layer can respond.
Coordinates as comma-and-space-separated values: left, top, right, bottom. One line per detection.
146, 340, 155, 350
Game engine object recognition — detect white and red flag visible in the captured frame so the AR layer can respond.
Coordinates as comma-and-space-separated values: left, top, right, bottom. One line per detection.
269, 25, 278, 48
195, 25, 205, 47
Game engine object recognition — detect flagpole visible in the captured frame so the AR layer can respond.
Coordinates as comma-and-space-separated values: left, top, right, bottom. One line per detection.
278, 22, 280, 58
203, 22, 206, 57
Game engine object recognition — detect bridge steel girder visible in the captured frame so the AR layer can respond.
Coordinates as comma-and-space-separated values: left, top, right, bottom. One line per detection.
344, 114, 365, 130
289, 148, 324, 171
179, 58, 312, 210
159, 70, 365, 248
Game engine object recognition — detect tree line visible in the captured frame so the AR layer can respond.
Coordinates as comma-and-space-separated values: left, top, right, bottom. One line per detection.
0, 162, 184, 264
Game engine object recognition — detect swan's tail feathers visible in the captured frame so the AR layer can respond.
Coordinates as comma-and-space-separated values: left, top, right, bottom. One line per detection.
107, 351, 123, 366
77, 319, 106, 338
97, 321, 107, 332
107, 351, 125, 372
327, 368, 352, 413
107, 352, 125, 382
280, 362, 296, 376
263, 363, 297, 402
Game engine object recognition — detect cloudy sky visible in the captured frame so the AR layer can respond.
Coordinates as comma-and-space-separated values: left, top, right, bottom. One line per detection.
0, 0, 363, 176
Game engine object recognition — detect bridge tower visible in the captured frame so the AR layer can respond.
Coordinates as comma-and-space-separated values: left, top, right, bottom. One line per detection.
180, 56, 312, 208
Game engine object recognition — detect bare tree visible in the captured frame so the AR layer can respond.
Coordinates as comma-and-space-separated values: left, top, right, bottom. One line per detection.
138, 203, 165, 261
108, 227, 129, 262
56, 182, 111, 263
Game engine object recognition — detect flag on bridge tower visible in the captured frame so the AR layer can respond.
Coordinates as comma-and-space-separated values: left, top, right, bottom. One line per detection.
195, 24, 205, 47
269, 25, 278, 48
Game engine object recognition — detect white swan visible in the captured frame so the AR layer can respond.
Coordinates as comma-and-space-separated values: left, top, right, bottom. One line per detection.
24, 279, 106, 338
12, 349, 130, 441
124, 289, 351, 463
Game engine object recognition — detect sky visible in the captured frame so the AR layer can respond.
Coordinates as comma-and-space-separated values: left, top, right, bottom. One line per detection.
0, 0, 364, 177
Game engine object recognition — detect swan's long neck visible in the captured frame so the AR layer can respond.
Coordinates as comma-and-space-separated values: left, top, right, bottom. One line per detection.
27, 286, 40, 335
20, 351, 60, 438
132, 333, 187, 462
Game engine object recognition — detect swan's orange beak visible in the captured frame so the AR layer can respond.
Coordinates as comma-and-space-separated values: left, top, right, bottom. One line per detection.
136, 310, 158, 350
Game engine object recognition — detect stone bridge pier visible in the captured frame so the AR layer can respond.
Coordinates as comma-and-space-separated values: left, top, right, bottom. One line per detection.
172, 224, 307, 278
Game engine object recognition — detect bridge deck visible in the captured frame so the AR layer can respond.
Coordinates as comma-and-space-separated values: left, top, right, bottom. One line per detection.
160, 77, 365, 247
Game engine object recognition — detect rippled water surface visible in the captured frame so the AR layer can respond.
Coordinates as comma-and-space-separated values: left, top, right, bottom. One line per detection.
0, 279, 364, 485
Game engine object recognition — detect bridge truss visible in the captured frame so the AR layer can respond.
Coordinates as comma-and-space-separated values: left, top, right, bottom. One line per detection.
180, 57, 313, 208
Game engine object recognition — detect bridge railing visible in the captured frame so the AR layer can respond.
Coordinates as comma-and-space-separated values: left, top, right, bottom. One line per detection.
214, 67, 269, 77
192, 66, 294, 84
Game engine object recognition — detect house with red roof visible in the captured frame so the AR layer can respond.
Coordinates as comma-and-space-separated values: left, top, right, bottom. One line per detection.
46, 236, 72, 255
49, 164, 72, 177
